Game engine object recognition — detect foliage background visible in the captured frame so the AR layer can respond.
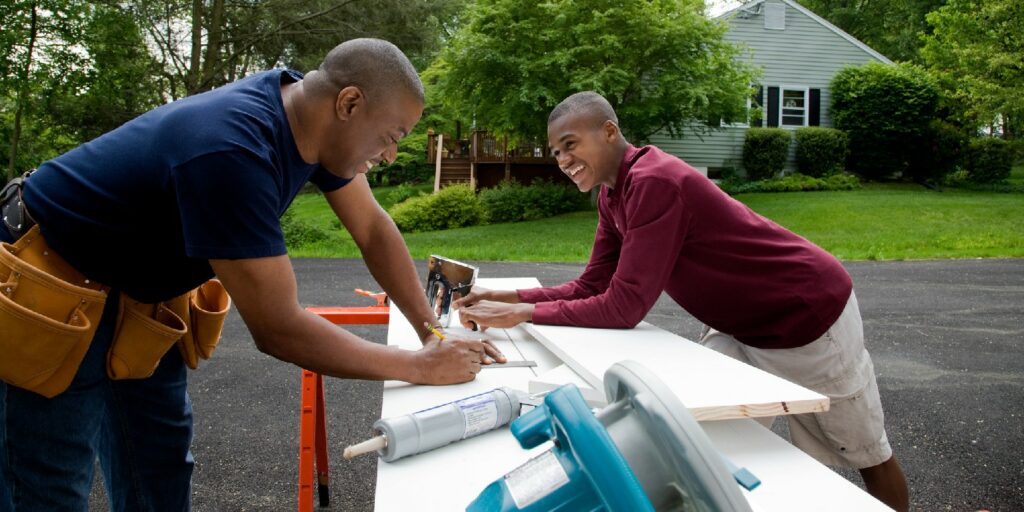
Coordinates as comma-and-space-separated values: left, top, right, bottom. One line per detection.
425, 0, 758, 144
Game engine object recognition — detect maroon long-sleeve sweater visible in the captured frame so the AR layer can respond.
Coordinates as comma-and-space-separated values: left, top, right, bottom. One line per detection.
518, 145, 852, 349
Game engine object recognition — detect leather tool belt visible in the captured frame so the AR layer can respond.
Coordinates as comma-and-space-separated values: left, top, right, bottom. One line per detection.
2, 170, 37, 240
0, 218, 231, 398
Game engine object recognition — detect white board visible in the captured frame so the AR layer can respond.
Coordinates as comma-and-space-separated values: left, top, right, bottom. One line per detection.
706, 419, 890, 511
523, 322, 828, 421
481, 275, 827, 421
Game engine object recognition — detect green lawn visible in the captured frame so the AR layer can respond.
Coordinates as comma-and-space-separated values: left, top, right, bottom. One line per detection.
1010, 162, 1024, 187
287, 181, 1024, 262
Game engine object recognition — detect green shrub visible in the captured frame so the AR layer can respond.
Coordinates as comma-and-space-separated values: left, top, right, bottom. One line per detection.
824, 173, 862, 190
795, 127, 848, 177
479, 181, 528, 223
907, 120, 968, 184
964, 138, 1014, 184
479, 179, 589, 223
389, 184, 486, 232
718, 173, 860, 194
280, 209, 329, 247
831, 62, 939, 180
743, 128, 791, 180
943, 167, 1024, 192
1010, 139, 1024, 163
521, 179, 590, 220
386, 182, 424, 206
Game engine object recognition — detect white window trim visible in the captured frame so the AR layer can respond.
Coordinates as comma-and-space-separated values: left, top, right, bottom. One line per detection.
778, 85, 810, 129
724, 96, 754, 128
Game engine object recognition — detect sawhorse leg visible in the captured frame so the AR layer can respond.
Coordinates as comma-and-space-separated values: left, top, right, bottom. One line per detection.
298, 370, 330, 511
298, 301, 390, 511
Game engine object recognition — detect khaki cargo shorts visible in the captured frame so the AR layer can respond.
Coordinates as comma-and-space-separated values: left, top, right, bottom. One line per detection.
700, 291, 893, 469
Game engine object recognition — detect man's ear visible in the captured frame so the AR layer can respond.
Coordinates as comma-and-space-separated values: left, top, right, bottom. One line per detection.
336, 86, 364, 121
603, 120, 620, 142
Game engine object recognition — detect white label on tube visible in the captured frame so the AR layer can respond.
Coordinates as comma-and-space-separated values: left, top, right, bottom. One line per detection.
457, 392, 499, 438
505, 450, 569, 509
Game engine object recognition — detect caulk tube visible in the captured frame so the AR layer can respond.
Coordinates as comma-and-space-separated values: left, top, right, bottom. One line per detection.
374, 387, 524, 462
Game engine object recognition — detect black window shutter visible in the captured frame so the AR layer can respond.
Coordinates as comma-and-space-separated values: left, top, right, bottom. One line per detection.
809, 88, 821, 126
767, 86, 780, 127
752, 86, 764, 127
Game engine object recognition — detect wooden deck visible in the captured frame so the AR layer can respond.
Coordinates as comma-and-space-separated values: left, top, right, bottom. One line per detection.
427, 130, 561, 190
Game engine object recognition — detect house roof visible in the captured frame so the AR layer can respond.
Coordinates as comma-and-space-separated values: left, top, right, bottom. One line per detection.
717, 0, 894, 65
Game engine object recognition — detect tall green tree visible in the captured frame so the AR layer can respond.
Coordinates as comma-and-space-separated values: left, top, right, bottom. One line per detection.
133, 0, 466, 99
797, 0, 947, 63
45, 5, 164, 143
426, 0, 757, 143
921, 0, 1023, 139
0, 0, 92, 180
1, 2, 166, 181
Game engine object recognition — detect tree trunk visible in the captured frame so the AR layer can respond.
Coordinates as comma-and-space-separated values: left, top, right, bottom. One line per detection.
197, 0, 225, 94
185, 0, 204, 94
7, 2, 38, 182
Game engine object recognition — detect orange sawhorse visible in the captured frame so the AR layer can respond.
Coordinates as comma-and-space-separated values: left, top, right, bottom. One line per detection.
298, 290, 389, 512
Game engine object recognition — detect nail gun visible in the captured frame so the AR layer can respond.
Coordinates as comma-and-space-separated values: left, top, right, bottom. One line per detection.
425, 255, 478, 328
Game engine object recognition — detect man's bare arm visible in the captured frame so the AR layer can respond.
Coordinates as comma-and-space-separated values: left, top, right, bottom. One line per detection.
210, 255, 487, 384
323, 176, 505, 360
324, 176, 437, 340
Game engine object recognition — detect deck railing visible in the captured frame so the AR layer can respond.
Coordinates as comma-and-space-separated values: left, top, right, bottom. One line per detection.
427, 130, 553, 164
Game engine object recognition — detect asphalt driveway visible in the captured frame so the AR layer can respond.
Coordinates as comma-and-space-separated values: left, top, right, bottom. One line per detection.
88, 258, 1023, 511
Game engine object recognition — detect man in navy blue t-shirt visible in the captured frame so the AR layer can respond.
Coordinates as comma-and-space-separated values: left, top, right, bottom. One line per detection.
0, 39, 502, 510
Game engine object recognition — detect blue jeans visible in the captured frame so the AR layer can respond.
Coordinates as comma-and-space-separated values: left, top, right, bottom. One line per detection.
1, 229, 194, 511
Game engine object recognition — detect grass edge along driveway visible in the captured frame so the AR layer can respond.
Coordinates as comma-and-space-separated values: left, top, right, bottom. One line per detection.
287, 182, 1024, 262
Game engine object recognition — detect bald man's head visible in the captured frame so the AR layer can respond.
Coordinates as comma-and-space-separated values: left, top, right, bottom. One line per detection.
548, 91, 618, 130
308, 38, 424, 105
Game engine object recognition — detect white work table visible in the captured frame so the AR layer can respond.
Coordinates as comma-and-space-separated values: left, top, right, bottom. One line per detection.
371, 278, 890, 511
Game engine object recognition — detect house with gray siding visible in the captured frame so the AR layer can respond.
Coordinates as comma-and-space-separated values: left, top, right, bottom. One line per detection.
649, 0, 892, 175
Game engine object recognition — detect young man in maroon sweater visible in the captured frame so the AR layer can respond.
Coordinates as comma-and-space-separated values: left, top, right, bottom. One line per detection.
455, 91, 909, 511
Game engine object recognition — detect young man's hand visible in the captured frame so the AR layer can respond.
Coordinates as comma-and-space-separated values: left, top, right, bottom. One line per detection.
452, 286, 519, 310
457, 300, 534, 331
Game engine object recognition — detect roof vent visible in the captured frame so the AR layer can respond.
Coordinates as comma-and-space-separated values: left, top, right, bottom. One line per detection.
765, 3, 785, 30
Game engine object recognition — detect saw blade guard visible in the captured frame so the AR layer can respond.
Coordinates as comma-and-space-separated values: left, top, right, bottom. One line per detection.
466, 360, 752, 512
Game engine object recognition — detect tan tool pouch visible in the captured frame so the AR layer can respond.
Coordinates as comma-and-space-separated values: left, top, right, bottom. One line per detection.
0, 226, 108, 398
170, 279, 231, 370
106, 296, 187, 380
107, 279, 231, 378
184, 279, 230, 368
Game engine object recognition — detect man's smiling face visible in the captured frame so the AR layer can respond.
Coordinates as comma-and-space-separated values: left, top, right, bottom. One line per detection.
547, 113, 622, 192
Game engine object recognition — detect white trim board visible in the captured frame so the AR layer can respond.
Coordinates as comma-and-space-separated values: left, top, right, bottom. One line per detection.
515, 311, 827, 420
478, 277, 828, 420
471, 278, 827, 421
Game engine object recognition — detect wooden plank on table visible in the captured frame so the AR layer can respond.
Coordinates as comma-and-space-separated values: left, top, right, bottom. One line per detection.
465, 277, 828, 422
521, 321, 828, 421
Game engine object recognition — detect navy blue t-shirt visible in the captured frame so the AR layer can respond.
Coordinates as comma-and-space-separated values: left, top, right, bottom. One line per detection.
22, 69, 350, 303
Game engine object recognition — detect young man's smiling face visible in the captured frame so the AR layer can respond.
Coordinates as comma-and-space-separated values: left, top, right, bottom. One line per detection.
547, 112, 624, 192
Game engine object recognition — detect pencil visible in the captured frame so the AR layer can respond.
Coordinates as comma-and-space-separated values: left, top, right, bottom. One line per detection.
424, 322, 446, 341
